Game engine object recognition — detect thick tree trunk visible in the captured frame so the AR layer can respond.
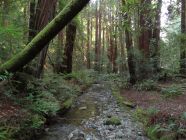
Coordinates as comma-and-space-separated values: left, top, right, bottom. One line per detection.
138, 0, 152, 80
181, 0, 186, 75
121, 0, 136, 84
152, 0, 162, 73
34, 0, 57, 78
61, 21, 77, 74
125, 21, 136, 85
0, 0, 90, 73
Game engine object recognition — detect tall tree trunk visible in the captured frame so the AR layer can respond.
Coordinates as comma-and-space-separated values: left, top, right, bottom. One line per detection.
87, 8, 91, 69
122, 0, 136, 84
181, 0, 186, 75
95, 1, 100, 71
138, 0, 152, 80
113, 23, 118, 73
0, 0, 90, 74
101, 26, 105, 71
34, 0, 57, 78
28, 0, 36, 42
152, 0, 162, 73
54, 30, 64, 73
125, 19, 136, 85
61, 21, 77, 74
98, 0, 102, 71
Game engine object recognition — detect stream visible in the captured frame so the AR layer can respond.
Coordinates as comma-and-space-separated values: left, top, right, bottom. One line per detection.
38, 83, 149, 140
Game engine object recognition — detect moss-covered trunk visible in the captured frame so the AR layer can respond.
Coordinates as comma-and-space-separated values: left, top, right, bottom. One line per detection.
0, 0, 90, 73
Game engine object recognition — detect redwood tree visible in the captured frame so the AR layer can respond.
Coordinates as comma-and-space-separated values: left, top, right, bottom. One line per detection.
34, 0, 57, 78
61, 21, 77, 74
181, 0, 186, 75
151, 0, 162, 73
138, 0, 152, 80
121, 0, 137, 84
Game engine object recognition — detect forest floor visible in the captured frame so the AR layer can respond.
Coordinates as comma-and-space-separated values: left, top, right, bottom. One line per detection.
38, 83, 149, 140
0, 73, 186, 140
120, 78, 186, 140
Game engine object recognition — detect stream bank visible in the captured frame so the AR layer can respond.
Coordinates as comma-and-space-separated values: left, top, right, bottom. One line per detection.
38, 83, 149, 140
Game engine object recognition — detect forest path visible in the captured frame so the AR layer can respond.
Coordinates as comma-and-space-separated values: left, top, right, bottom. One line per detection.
39, 83, 149, 140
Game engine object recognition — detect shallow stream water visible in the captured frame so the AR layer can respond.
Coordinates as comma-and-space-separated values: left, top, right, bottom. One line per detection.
38, 84, 149, 140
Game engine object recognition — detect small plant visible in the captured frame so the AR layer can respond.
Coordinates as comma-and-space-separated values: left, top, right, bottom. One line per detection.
0, 127, 13, 140
104, 116, 121, 125
146, 124, 161, 140
161, 85, 183, 97
134, 80, 157, 91
147, 108, 160, 116
133, 108, 148, 125
0, 71, 13, 81
28, 114, 46, 129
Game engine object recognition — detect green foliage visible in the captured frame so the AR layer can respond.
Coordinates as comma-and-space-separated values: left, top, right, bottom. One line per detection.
31, 91, 60, 116
182, 112, 186, 120
27, 114, 45, 129
147, 123, 186, 140
0, 71, 13, 81
161, 85, 183, 97
0, 127, 13, 140
134, 80, 158, 91
146, 108, 160, 116
133, 108, 148, 125
63, 70, 96, 86
146, 125, 161, 140
98, 73, 128, 89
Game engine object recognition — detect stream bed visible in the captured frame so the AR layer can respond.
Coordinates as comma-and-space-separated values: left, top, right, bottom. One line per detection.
38, 83, 149, 140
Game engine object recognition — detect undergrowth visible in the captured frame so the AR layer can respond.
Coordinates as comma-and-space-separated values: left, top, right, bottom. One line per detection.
134, 80, 158, 91
0, 70, 96, 140
133, 108, 186, 140
160, 85, 183, 98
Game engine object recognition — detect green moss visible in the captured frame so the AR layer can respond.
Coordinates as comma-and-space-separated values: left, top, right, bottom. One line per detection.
105, 116, 121, 126
112, 90, 124, 106
62, 98, 73, 109
133, 108, 148, 125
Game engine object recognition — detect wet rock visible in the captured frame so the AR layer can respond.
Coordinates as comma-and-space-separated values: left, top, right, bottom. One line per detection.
137, 131, 143, 136
116, 130, 124, 138
79, 106, 87, 110
68, 129, 85, 140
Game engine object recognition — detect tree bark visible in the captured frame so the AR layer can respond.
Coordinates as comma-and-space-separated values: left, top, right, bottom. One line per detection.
181, 0, 186, 75
61, 21, 77, 74
121, 0, 136, 84
87, 8, 91, 69
34, 0, 57, 78
138, 0, 152, 80
0, 0, 90, 73
28, 0, 36, 42
152, 0, 162, 73
94, 1, 100, 71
